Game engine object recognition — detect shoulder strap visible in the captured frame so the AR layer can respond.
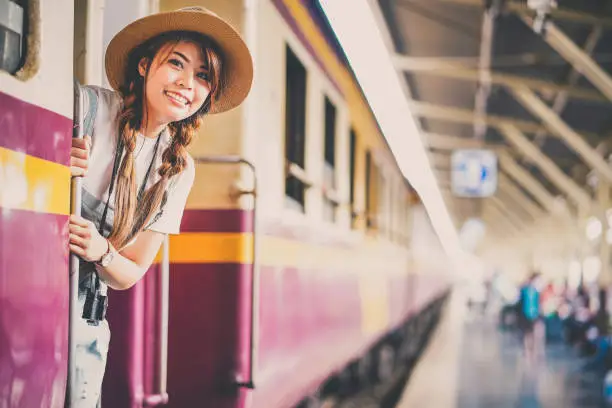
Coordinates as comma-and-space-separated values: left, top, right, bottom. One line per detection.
82, 86, 99, 136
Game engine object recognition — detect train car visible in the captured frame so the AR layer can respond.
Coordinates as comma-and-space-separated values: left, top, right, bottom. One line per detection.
0, 0, 452, 407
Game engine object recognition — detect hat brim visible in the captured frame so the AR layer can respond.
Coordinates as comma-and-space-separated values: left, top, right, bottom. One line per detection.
105, 9, 253, 114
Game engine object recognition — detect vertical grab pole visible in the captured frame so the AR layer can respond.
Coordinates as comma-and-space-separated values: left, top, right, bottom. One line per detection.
143, 236, 170, 406
66, 83, 84, 407
159, 235, 170, 398
143, 156, 257, 406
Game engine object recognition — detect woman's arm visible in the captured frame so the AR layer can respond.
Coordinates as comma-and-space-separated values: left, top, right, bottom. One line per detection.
102, 230, 165, 289
69, 215, 165, 290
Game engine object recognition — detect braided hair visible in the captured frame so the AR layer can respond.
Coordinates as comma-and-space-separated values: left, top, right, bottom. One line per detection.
108, 31, 224, 249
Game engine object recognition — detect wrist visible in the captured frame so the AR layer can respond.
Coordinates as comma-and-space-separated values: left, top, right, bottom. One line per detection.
95, 239, 116, 267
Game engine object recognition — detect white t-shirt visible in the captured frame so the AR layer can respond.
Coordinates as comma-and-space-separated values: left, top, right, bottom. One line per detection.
77, 84, 195, 235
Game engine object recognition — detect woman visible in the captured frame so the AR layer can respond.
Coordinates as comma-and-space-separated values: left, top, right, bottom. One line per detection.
70, 6, 253, 406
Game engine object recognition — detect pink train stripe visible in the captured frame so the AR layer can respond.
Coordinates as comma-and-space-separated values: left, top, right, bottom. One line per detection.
0, 91, 72, 166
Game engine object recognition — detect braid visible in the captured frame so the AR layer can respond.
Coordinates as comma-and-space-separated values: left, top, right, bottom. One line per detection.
127, 115, 200, 241
162, 116, 199, 177
107, 79, 141, 249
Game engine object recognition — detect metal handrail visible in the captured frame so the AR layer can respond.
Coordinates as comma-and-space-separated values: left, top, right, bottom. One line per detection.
143, 155, 257, 406
194, 155, 257, 390
66, 83, 83, 407
143, 235, 170, 406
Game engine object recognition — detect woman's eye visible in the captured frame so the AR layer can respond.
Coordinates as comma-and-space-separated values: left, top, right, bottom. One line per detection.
168, 58, 183, 68
197, 72, 209, 81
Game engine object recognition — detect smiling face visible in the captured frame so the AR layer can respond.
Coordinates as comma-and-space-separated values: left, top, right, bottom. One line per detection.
139, 41, 212, 127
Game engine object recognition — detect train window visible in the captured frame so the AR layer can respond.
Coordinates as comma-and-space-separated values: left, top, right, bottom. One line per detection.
365, 150, 379, 230
0, 0, 26, 75
323, 97, 336, 168
284, 45, 308, 212
377, 172, 388, 237
322, 96, 337, 222
349, 129, 357, 228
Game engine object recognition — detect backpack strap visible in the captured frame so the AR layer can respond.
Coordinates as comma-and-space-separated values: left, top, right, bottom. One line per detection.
74, 79, 99, 137
81, 86, 99, 137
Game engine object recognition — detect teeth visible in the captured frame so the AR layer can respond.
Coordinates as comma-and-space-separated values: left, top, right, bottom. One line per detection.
165, 91, 189, 105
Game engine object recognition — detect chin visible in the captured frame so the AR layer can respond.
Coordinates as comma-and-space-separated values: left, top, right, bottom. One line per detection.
160, 109, 191, 124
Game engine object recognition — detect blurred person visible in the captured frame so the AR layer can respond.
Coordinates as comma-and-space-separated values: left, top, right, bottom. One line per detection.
517, 273, 542, 364
70, 7, 253, 407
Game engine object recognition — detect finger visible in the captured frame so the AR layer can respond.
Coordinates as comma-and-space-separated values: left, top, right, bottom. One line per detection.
69, 224, 91, 238
69, 244, 86, 258
71, 166, 86, 177
72, 138, 89, 149
71, 146, 88, 160
70, 157, 88, 169
69, 233, 88, 248
69, 215, 90, 228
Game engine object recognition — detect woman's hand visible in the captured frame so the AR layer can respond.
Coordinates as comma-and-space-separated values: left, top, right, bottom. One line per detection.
71, 135, 91, 177
69, 215, 109, 262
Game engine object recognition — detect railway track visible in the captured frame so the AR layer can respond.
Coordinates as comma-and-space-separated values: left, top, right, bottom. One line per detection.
322, 306, 444, 408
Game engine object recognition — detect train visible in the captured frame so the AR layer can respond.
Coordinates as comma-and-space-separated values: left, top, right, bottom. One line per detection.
0, 0, 452, 407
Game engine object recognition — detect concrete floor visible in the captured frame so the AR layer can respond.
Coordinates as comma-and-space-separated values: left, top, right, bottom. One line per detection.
398, 291, 608, 408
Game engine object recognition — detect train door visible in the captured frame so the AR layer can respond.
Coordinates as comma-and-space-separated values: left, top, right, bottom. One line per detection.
0, 0, 74, 407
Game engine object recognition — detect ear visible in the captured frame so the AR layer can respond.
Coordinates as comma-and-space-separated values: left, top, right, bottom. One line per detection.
138, 58, 150, 78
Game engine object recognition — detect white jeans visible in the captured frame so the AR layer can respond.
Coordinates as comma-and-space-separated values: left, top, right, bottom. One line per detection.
72, 295, 111, 408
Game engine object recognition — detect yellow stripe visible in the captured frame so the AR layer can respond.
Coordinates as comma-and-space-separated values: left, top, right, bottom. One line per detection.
0, 147, 70, 214
163, 232, 411, 273
167, 232, 254, 264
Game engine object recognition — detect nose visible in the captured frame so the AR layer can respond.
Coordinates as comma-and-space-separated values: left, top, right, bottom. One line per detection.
177, 70, 194, 89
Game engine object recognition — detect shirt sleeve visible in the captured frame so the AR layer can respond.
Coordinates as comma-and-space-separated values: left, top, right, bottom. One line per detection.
74, 81, 122, 142
146, 155, 196, 235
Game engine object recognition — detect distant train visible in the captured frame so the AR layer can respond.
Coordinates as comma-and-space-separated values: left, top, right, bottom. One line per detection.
0, 0, 451, 407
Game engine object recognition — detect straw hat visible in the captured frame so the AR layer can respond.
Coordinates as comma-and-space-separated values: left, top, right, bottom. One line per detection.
105, 6, 253, 114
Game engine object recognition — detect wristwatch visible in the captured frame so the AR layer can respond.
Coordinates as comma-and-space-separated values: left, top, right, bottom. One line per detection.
95, 239, 116, 267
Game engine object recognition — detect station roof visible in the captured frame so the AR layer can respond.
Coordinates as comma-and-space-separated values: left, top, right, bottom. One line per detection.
376, 0, 612, 241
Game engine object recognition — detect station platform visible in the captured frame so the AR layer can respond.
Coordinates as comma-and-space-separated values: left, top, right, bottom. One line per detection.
397, 291, 608, 408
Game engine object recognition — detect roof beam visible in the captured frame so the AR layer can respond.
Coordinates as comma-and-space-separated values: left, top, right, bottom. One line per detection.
482, 212, 514, 240
497, 151, 558, 214
428, 153, 451, 169
511, 85, 612, 184
484, 201, 521, 234
408, 100, 598, 144
499, 124, 593, 211
498, 174, 545, 220
408, 100, 542, 133
393, 53, 612, 70
490, 196, 528, 227
533, 25, 603, 145
393, 55, 605, 103
430, 0, 612, 28
524, 18, 612, 102
496, 190, 535, 222
424, 133, 485, 150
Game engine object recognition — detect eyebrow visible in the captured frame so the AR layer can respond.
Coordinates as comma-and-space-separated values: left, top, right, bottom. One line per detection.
172, 51, 207, 70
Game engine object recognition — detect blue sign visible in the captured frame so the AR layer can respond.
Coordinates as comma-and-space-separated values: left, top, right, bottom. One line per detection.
451, 149, 497, 197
